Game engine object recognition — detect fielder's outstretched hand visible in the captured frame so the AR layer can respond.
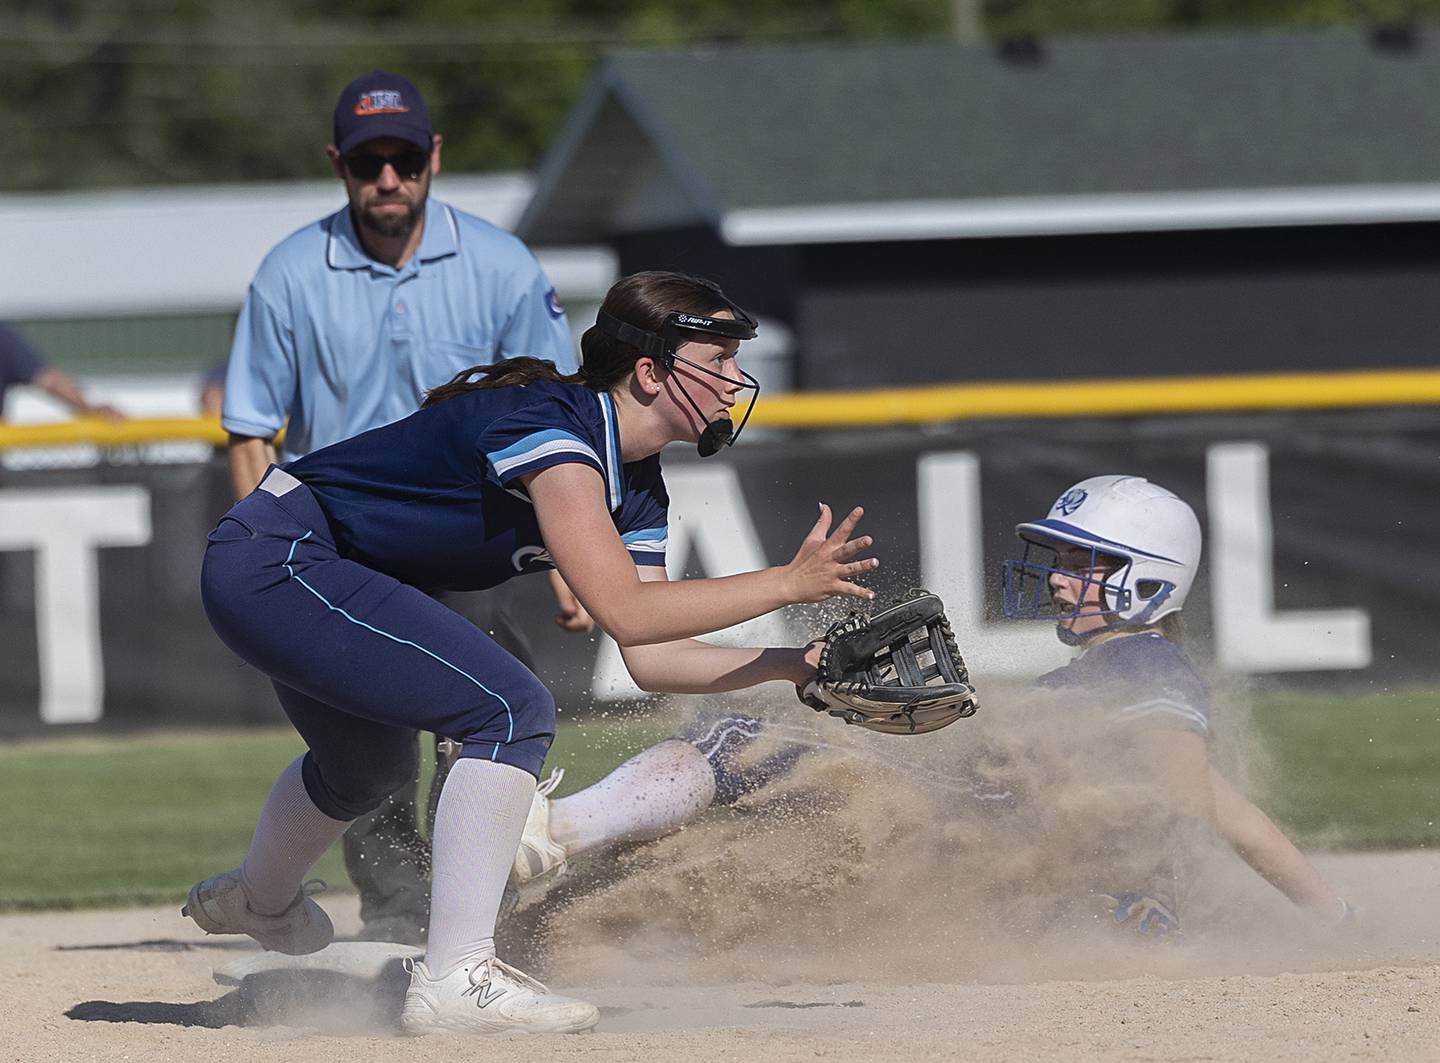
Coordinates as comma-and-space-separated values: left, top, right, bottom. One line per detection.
783, 503, 878, 603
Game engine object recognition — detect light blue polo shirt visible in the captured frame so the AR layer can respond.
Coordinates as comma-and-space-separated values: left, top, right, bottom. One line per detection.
222, 198, 577, 460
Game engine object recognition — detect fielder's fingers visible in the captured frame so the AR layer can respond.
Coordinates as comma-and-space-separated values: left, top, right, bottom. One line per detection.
834, 534, 874, 561
806, 502, 834, 543
843, 558, 878, 578
827, 506, 865, 543
834, 580, 877, 600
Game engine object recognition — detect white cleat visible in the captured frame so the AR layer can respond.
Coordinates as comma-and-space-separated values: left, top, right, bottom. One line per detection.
511, 769, 569, 901
182, 869, 334, 955
400, 955, 599, 1035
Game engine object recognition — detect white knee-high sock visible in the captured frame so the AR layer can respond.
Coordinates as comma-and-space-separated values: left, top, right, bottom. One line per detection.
548, 739, 717, 857
239, 756, 352, 915
425, 758, 535, 978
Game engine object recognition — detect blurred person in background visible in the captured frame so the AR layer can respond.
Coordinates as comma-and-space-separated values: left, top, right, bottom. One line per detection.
198, 359, 226, 418
0, 323, 123, 422
220, 70, 591, 945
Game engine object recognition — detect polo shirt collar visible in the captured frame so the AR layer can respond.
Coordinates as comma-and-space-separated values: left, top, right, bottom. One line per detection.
415, 200, 459, 263
326, 198, 459, 273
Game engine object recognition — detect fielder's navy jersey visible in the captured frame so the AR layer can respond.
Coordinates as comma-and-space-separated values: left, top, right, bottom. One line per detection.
1032, 632, 1210, 737
285, 380, 668, 592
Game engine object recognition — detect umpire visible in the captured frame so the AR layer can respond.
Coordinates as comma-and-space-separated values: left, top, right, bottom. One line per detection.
221, 70, 592, 944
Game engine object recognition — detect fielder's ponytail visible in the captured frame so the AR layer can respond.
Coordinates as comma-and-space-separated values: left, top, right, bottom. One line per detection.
422, 357, 584, 408
423, 270, 740, 408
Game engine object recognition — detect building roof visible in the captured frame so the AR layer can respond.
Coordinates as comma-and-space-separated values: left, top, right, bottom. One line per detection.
519, 25, 1440, 245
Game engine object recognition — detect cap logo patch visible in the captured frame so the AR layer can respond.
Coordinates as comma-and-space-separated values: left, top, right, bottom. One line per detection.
354, 90, 410, 116
1054, 487, 1088, 516
545, 288, 564, 319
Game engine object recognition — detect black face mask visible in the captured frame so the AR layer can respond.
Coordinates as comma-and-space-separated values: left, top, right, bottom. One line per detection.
594, 301, 761, 458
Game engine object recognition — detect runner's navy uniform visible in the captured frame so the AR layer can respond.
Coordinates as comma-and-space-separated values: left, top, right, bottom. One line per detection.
1032, 631, 1210, 738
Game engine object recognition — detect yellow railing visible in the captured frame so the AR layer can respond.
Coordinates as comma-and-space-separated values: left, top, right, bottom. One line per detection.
746, 368, 1440, 428
0, 417, 230, 449
1, 367, 1438, 449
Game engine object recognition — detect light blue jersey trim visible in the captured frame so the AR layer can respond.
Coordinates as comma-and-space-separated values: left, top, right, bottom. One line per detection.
621, 526, 668, 554
490, 430, 601, 479
282, 531, 515, 758
597, 392, 622, 511
1110, 698, 1211, 735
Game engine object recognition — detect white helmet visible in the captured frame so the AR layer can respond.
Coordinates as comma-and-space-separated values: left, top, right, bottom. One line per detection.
1002, 475, 1202, 628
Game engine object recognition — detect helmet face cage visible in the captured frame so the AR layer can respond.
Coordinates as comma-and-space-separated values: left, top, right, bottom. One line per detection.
1001, 539, 1133, 623
592, 303, 762, 450
663, 320, 762, 444
1001, 475, 1199, 638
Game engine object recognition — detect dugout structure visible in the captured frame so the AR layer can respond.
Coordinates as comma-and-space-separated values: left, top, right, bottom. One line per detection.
519, 26, 1440, 389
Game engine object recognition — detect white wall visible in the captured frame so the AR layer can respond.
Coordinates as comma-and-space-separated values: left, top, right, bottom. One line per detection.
1, 175, 616, 319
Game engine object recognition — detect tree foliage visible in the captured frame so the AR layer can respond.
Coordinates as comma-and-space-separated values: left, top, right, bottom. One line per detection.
2, 0, 1435, 191
985, 0, 1433, 35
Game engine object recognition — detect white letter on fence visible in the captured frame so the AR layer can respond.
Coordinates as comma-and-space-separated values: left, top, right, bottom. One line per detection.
1207, 442, 1370, 672
918, 451, 1070, 678
591, 465, 787, 700
0, 487, 152, 724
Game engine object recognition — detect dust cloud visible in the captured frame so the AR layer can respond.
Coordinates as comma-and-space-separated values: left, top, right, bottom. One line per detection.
507, 680, 1380, 989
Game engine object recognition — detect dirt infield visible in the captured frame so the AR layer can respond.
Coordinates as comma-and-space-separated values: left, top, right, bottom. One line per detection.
4, 849, 1440, 1062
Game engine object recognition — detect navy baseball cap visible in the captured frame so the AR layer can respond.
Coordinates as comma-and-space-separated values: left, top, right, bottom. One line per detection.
332, 71, 432, 155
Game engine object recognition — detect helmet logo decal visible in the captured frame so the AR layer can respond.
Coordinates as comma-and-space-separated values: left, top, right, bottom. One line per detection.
1054, 487, 1088, 516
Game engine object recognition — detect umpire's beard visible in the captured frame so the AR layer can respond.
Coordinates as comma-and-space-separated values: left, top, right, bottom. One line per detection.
357, 195, 426, 240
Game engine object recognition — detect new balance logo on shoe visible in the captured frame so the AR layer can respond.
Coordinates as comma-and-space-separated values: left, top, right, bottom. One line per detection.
463, 979, 506, 1009
400, 954, 599, 1035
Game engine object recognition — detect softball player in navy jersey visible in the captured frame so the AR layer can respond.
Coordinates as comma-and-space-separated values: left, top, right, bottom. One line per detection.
510, 475, 1352, 941
183, 271, 878, 1036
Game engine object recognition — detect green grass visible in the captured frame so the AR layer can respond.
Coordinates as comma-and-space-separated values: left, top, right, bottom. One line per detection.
0, 711, 668, 912
1246, 687, 1440, 850
3, 691, 1439, 912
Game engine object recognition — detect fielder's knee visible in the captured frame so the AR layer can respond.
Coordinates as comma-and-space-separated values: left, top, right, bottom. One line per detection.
457, 676, 555, 781
300, 743, 419, 821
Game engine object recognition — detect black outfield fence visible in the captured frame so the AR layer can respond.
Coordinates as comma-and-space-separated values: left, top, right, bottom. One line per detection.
0, 406, 1430, 736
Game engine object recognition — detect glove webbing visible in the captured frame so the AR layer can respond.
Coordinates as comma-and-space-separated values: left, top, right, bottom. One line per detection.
834, 592, 968, 696
802, 588, 978, 735
881, 618, 966, 693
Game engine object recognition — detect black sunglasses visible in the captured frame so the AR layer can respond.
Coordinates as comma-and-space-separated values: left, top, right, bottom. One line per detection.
342, 149, 430, 181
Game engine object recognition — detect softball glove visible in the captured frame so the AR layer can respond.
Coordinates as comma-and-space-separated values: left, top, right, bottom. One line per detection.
797, 588, 978, 735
